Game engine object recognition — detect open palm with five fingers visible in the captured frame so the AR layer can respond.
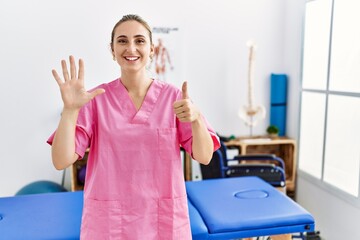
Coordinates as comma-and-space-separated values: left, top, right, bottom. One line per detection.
52, 55, 105, 111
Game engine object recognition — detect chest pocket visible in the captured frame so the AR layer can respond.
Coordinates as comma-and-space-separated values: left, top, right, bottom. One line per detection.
158, 128, 179, 161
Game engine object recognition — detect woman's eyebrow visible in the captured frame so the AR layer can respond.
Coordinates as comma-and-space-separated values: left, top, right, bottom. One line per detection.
134, 34, 146, 38
116, 34, 146, 39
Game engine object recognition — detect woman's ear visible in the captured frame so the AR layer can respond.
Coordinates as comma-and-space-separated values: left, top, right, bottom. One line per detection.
150, 43, 155, 56
110, 44, 116, 61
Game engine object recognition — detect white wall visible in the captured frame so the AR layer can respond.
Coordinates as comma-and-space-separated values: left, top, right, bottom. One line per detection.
297, 176, 360, 240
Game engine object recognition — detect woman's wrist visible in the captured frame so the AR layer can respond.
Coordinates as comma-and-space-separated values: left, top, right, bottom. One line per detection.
191, 112, 203, 127
61, 108, 80, 121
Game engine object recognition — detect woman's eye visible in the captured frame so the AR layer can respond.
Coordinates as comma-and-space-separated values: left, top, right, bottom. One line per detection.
117, 39, 127, 44
136, 39, 145, 44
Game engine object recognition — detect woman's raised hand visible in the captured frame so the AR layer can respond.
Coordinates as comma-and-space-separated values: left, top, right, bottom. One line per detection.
52, 56, 105, 111
173, 81, 200, 122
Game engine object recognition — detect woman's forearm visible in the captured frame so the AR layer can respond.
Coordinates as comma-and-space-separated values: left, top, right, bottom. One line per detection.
191, 116, 214, 165
51, 109, 80, 170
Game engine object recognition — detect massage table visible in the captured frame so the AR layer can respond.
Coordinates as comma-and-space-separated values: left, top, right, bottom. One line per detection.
0, 176, 314, 239
187, 177, 314, 239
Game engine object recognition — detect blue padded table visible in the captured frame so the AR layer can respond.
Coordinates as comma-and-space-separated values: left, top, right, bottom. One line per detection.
0, 191, 83, 240
0, 177, 314, 240
186, 176, 315, 239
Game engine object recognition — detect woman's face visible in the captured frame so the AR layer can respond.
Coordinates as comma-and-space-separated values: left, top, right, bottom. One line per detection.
112, 20, 154, 73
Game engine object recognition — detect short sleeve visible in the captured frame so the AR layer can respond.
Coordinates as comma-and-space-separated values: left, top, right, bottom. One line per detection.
46, 102, 94, 159
177, 115, 220, 158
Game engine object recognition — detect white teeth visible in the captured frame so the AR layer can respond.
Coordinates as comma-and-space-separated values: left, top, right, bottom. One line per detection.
125, 57, 139, 61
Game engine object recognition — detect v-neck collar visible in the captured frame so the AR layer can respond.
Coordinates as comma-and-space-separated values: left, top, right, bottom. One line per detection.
118, 79, 164, 124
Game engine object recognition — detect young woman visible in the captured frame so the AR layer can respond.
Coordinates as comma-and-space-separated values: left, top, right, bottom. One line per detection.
48, 14, 220, 239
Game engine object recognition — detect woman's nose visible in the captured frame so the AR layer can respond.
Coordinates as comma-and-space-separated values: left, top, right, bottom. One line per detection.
127, 42, 137, 52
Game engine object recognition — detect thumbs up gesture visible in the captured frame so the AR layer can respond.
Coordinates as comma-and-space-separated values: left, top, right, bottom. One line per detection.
173, 81, 200, 122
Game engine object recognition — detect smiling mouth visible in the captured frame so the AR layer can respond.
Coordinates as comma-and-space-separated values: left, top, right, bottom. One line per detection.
124, 56, 140, 61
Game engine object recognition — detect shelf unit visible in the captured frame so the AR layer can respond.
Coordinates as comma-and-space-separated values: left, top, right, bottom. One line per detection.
225, 136, 297, 197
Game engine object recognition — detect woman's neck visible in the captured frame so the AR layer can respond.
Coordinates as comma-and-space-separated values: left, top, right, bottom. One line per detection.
120, 71, 153, 95
119, 71, 154, 111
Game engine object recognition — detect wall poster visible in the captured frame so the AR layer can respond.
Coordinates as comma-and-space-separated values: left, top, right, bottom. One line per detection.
150, 26, 182, 85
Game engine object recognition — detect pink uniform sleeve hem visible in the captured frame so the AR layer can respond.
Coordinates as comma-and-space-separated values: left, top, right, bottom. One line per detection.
46, 126, 89, 160
210, 132, 221, 152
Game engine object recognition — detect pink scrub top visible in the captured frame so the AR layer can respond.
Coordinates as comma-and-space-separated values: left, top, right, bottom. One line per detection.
48, 79, 220, 240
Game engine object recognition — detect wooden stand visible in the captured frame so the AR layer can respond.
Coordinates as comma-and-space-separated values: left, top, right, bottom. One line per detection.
183, 151, 192, 181
70, 151, 88, 191
225, 136, 297, 197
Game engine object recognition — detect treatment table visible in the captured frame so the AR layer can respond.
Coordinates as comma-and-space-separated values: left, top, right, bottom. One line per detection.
0, 176, 314, 239
187, 177, 314, 239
